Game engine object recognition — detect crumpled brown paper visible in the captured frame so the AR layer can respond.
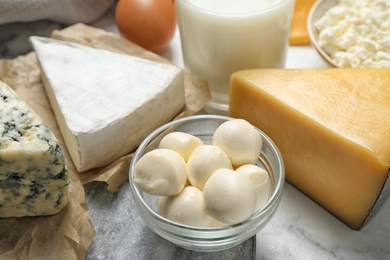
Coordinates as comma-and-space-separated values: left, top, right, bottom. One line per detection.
0, 23, 209, 259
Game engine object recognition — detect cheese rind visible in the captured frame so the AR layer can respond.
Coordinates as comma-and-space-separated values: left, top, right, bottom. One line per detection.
0, 81, 69, 217
229, 68, 390, 230
29, 36, 185, 172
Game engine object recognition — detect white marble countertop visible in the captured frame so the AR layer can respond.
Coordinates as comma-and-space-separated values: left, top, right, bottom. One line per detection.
1, 6, 389, 260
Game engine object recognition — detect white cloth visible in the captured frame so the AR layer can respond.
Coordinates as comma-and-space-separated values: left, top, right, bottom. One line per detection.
0, 0, 116, 25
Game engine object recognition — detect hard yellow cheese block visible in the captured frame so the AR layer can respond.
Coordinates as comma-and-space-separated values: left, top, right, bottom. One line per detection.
229, 68, 390, 230
289, 0, 317, 45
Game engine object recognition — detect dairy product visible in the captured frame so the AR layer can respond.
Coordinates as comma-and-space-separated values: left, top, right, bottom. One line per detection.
236, 164, 270, 211
210, 218, 226, 227
187, 145, 232, 190
159, 132, 204, 162
175, 0, 295, 112
229, 68, 390, 230
29, 36, 185, 172
212, 119, 262, 167
133, 149, 187, 196
0, 81, 69, 217
133, 118, 271, 227
203, 168, 257, 224
289, 0, 317, 45
315, 0, 390, 68
157, 186, 213, 227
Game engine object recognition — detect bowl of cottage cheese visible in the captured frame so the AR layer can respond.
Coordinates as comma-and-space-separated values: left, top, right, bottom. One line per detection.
308, 0, 390, 68
128, 115, 285, 252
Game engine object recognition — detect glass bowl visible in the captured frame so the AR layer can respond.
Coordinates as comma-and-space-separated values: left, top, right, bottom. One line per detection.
129, 115, 285, 252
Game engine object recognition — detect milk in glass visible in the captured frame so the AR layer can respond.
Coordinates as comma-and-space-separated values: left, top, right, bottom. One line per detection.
175, 0, 295, 114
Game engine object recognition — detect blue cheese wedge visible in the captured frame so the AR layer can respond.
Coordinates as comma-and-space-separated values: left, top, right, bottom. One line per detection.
29, 36, 185, 172
0, 81, 69, 217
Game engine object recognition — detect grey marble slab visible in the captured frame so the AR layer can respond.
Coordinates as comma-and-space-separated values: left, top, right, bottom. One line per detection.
84, 181, 256, 260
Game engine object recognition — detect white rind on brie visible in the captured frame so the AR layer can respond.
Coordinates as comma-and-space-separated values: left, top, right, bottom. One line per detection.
29, 36, 185, 172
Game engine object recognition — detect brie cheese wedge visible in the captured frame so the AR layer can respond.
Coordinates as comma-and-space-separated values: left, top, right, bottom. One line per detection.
29, 36, 185, 172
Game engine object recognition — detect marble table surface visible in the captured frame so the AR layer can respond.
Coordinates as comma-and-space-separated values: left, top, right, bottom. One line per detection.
1, 5, 389, 260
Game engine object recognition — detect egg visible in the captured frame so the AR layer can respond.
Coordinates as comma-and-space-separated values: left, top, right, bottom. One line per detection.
115, 0, 176, 53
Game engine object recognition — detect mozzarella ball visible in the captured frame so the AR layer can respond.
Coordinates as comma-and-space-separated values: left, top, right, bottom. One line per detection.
133, 148, 186, 196
159, 132, 204, 162
203, 168, 257, 224
210, 218, 226, 227
236, 164, 270, 211
187, 145, 233, 190
157, 186, 213, 227
212, 119, 262, 167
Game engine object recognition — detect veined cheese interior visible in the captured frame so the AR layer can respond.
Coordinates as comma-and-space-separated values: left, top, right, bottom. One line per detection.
229, 68, 390, 230
29, 36, 185, 172
0, 81, 69, 217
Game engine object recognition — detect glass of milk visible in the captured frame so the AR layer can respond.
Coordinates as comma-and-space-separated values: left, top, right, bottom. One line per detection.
175, 0, 295, 115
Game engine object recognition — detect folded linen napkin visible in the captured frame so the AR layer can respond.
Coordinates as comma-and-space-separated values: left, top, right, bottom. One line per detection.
0, 0, 116, 25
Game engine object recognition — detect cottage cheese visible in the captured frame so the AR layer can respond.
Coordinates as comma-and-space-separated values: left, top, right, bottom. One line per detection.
315, 0, 390, 68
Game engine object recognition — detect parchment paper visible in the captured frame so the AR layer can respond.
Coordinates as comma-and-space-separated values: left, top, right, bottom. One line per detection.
0, 23, 210, 259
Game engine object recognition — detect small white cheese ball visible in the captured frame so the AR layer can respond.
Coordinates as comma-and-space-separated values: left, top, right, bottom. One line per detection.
236, 164, 270, 211
203, 168, 257, 224
187, 145, 233, 190
159, 132, 204, 162
212, 119, 262, 167
157, 186, 213, 227
133, 148, 186, 196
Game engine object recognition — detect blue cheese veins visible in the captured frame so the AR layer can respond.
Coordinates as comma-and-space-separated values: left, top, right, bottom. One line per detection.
0, 81, 70, 217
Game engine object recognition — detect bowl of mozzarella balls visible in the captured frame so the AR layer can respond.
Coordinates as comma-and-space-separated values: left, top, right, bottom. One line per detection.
129, 115, 285, 252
